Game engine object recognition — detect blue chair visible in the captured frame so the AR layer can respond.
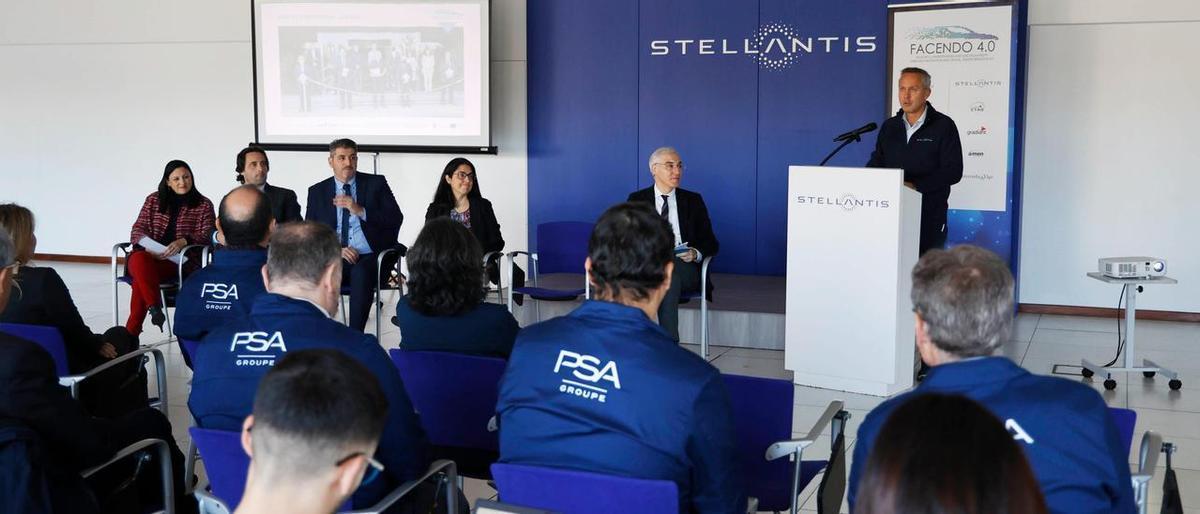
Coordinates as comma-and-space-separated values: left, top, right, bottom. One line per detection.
190, 427, 458, 514
111, 242, 210, 339
1109, 407, 1168, 514
723, 373, 848, 514
0, 323, 169, 413
388, 349, 505, 479
507, 222, 593, 319
679, 255, 714, 358
491, 463, 678, 514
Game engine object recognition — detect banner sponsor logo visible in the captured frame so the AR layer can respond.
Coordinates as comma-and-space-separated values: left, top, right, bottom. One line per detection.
966, 126, 988, 136
648, 22, 877, 70
970, 101, 985, 112
954, 79, 1004, 88
968, 151, 985, 157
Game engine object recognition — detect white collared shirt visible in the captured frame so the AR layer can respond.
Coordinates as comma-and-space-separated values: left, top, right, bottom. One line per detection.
654, 186, 683, 247
903, 104, 928, 143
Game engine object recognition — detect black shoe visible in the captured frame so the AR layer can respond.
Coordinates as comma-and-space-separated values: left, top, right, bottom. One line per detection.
148, 306, 166, 333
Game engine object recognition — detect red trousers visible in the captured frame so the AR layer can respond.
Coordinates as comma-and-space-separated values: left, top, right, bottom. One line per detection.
124, 250, 178, 335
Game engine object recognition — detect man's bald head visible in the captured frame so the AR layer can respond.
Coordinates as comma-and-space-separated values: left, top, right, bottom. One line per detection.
219, 185, 274, 249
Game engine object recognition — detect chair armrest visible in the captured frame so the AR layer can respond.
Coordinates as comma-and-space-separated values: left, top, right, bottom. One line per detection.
194, 489, 230, 514
488, 415, 499, 433
1132, 430, 1164, 487
60, 346, 168, 413
745, 496, 759, 514
344, 459, 458, 514
81, 438, 175, 514
177, 244, 210, 282
112, 242, 133, 274
765, 400, 845, 461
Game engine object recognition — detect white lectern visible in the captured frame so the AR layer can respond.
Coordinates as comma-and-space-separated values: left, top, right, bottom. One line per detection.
785, 166, 922, 396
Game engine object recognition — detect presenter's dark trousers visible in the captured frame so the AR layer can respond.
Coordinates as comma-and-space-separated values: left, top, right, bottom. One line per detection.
919, 211, 948, 256
343, 252, 379, 332
658, 257, 701, 343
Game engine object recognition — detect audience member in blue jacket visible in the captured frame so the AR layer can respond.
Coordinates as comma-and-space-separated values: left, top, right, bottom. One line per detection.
174, 186, 272, 367
496, 203, 744, 514
189, 221, 431, 511
847, 245, 1136, 514
393, 217, 518, 358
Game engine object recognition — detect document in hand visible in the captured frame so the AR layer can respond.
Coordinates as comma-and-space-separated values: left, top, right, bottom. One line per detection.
137, 236, 184, 265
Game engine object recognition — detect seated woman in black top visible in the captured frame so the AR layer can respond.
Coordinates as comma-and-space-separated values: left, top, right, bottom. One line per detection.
0, 203, 146, 417
424, 157, 525, 291
393, 217, 519, 358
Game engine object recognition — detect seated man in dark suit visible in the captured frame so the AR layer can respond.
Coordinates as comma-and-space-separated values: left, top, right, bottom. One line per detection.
627, 147, 719, 342
305, 138, 403, 332
236, 145, 302, 223
846, 245, 1136, 514
189, 221, 430, 510
0, 228, 194, 514
496, 203, 743, 513
174, 185, 274, 367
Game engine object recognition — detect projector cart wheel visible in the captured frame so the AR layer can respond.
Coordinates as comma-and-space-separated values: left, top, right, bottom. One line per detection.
1169, 379, 1183, 391
1081, 368, 1094, 378
1144, 371, 1156, 378
1103, 379, 1117, 390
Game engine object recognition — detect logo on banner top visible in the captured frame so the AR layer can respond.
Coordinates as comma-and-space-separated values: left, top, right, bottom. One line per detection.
955, 79, 1004, 88
648, 22, 877, 70
907, 25, 999, 56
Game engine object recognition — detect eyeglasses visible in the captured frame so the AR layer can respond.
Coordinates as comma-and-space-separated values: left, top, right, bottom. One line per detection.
653, 161, 684, 171
452, 171, 475, 180
336, 451, 386, 486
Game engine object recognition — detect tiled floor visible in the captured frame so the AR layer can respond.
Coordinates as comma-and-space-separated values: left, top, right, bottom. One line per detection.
45, 262, 1197, 513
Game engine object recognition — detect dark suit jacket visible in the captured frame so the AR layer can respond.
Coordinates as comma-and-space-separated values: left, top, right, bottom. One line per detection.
305, 173, 403, 254
0, 266, 104, 372
0, 332, 114, 474
425, 196, 505, 254
263, 183, 302, 224
627, 186, 719, 300
627, 187, 719, 259
393, 295, 518, 358
866, 102, 963, 229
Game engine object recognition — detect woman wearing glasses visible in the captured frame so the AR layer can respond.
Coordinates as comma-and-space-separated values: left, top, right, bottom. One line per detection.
424, 157, 524, 292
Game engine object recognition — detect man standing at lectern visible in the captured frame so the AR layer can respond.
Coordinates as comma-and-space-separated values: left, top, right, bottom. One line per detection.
867, 67, 963, 255
627, 147, 719, 342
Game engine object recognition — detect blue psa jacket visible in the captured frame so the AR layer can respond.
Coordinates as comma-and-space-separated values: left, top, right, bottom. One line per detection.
496, 300, 744, 514
847, 357, 1136, 514
173, 249, 268, 343
188, 293, 430, 507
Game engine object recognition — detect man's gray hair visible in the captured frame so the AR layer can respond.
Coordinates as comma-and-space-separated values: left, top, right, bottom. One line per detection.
911, 245, 1014, 358
266, 221, 341, 286
0, 227, 14, 269
648, 146, 680, 168
900, 67, 932, 89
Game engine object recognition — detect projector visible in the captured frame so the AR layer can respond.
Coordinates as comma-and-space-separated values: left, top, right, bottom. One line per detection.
1099, 257, 1167, 279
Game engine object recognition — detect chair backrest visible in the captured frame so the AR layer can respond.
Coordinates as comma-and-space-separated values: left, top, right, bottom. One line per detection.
0, 323, 69, 376
535, 222, 593, 275
389, 349, 506, 450
189, 427, 249, 511
721, 373, 794, 511
1109, 407, 1137, 458
491, 463, 678, 514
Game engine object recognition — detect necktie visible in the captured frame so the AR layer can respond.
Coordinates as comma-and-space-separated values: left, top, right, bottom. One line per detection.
660, 194, 670, 220
340, 183, 351, 247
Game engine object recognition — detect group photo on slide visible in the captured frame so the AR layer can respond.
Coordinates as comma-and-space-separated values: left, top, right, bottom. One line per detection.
0, 0, 1194, 513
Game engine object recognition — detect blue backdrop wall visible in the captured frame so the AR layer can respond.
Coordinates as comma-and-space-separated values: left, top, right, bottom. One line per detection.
527, 0, 1020, 275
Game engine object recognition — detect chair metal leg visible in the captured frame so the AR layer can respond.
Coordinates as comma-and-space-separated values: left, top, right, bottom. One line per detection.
160, 289, 174, 342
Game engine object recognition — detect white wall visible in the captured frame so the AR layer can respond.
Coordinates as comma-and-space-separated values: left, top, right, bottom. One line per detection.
0, 0, 527, 259
1019, 0, 1200, 312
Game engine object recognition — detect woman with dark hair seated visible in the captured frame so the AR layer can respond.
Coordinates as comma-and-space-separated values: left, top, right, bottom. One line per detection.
854, 393, 1048, 514
125, 159, 214, 335
424, 157, 524, 295
393, 217, 519, 358
0, 203, 147, 417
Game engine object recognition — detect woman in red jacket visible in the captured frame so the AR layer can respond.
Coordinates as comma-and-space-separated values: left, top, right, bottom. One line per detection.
126, 160, 214, 334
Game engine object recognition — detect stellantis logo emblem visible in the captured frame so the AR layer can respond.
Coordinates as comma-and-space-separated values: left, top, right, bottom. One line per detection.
795, 193, 890, 210
648, 22, 878, 71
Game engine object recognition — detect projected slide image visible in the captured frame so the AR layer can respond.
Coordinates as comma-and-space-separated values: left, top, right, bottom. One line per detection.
256, 1, 487, 144
280, 27, 465, 117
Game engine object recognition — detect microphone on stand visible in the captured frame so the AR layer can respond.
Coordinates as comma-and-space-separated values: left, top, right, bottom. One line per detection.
820, 121, 878, 166
833, 122, 878, 143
